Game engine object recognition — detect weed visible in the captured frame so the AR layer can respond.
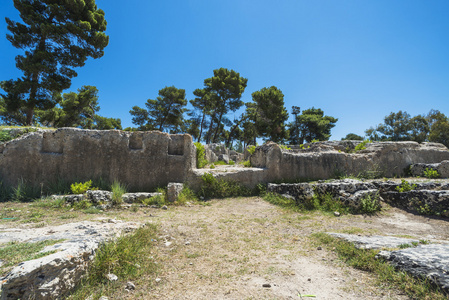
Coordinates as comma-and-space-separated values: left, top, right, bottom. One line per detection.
142, 188, 166, 207
176, 187, 197, 205
194, 142, 208, 168
395, 180, 417, 192
83, 207, 102, 214
279, 145, 292, 150
72, 199, 92, 210
423, 168, 440, 179
71, 224, 158, 299
209, 164, 216, 169
0, 239, 64, 275
33, 197, 66, 209
358, 193, 381, 214
354, 140, 371, 152
399, 243, 413, 249
11, 178, 40, 202
312, 233, 446, 300
242, 160, 251, 167
263, 193, 299, 211
111, 181, 126, 205
71, 180, 96, 194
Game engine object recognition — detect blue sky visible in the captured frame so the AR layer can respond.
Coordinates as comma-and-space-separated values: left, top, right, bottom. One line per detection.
1, 0, 449, 140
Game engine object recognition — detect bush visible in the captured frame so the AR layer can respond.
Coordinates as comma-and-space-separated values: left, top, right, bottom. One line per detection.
242, 160, 251, 168
199, 173, 250, 199
111, 181, 126, 205
354, 140, 371, 152
142, 188, 166, 207
176, 187, 197, 205
423, 168, 439, 179
0, 131, 12, 143
395, 179, 417, 192
247, 145, 256, 155
194, 142, 208, 168
70, 180, 96, 194
358, 193, 381, 214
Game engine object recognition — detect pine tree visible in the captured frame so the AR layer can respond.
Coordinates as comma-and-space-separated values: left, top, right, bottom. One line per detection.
1, 0, 109, 125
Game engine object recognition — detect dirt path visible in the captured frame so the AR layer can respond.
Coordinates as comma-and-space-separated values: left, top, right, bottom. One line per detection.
1, 197, 448, 299
116, 197, 448, 299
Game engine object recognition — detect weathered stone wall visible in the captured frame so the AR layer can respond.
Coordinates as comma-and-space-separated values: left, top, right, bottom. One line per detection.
251, 141, 449, 182
0, 128, 195, 191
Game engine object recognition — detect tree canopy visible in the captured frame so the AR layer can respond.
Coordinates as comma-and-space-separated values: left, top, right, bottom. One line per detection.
1, 0, 109, 125
130, 86, 187, 133
288, 107, 338, 144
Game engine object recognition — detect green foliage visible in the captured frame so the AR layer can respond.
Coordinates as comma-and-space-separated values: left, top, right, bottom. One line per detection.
423, 168, 440, 179
72, 199, 93, 210
288, 107, 338, 144
194, 142, 208, 168
11, 178, 40, 202
279, 145, 292, 150
312, 233, 447, 300
358, 193, 381, 214
72, 224, 158, 298
263, 193, 299, 210
176, 187, 198, 205
395, 180, 417, 192
70, 180, 95, 194
111, 181, 126, 205
246, 86, 289, 143
199, 173, 250, 199
193, 68, 248, 144
242, 160, 251, 168
130, 86, 187, 132
354, 140, 371, 152
0, 131, 12, 143
341, 133, 364, 141
1, 0, 108, 125
33, 197, 66, 209
247, 145, 256, 155
38, 86, 120, 129
142, 188, 166, 207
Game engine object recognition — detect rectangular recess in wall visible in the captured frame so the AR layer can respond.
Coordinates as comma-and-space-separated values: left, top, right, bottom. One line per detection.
168, 136, 184, 156
41, 132, 63, 154
129, 132, 143, 150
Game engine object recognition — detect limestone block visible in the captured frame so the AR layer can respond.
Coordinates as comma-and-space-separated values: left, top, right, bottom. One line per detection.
167, 183, 183, 203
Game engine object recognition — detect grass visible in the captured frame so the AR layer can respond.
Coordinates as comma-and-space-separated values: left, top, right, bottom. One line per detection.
198, 173, 251, 200
0, 239, 64, 276
312, 233, 447, 300
70, 224, 159, 299
111, 181, 126, 205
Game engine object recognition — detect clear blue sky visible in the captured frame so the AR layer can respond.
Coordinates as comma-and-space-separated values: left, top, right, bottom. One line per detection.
1, 0, 449, 140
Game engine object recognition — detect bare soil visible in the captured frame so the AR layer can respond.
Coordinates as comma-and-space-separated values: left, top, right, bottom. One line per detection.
1, 197, 448, 299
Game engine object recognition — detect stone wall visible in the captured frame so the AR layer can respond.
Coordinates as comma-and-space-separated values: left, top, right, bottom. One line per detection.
251, 141, 449, 182
0, 128, 195, 191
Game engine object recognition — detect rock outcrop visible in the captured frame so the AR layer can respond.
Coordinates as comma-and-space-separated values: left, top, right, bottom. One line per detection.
0, 220, 140, 300
410, 160, 449, 178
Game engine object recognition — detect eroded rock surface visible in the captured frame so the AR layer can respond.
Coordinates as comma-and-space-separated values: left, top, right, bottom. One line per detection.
328, 233, 449, 294
0, 220, 140, 300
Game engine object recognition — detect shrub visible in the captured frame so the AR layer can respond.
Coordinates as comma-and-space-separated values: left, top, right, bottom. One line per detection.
142, 188, 166, 207
0, 131, 12, 143
354, 139, 371, 152
395, 179, 417, 192
279, 145, 291, 150
11, 178, 40, 202
194, 142, 208, 168
242, 160, 251, 168
176, 187, 197, 205
111, 181, 126, 205
423, 168, 439, 179
199, 172, 250, 199
70, 180, 96, 194
247, 145, 256, 155
358, 193, 381, 214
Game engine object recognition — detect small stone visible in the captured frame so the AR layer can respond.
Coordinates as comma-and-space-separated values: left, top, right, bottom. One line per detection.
307, 278, 311, 282
99, 297, 109, 300
333, 277, 338, 281
106, 273, 118, 281
185, 241, 191, 245
262, 283, 271, 288
189, 262, 193, 265
162, 205, 168, 210
165, 241, 172, 247
126, 281, 136, 290
334, 211, 341, 217
155, 278, 161, 283
108, 219, 118, 224
317, 246, 322, 250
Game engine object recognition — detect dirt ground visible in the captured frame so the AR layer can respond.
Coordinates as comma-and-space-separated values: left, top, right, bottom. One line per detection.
1, 197, 448, 299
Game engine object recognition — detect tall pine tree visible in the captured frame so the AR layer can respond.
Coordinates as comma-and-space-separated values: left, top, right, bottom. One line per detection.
1, 0, 109, 125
